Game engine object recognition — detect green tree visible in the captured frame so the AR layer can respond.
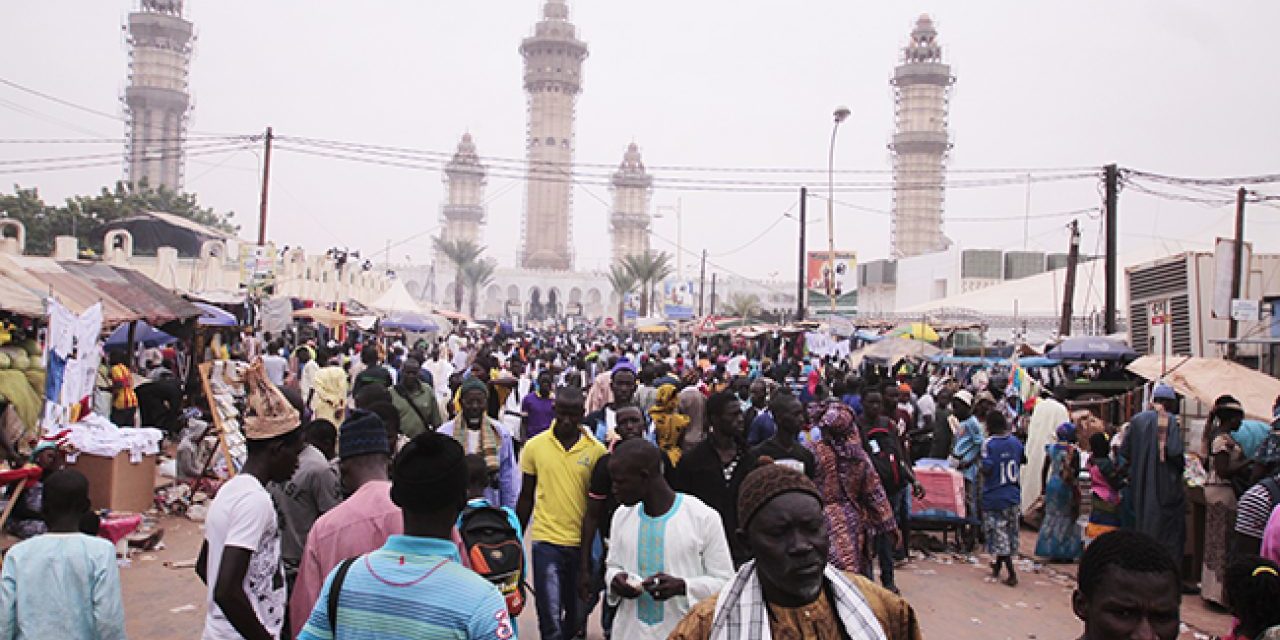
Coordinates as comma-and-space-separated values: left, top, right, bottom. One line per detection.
433, 236, 484, 312
0, 179, 238, 256
606, 263, 637, 324
724, 293, 762, 326
621, 251, 673, 317
462, 257, 497, 319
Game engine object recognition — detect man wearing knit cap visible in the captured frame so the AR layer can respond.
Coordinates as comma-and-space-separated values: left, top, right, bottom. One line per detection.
297, 432, 514, 639
440, 377, 519, 509
669, 461, 922, 640
288, 410, 401, 638
199, 369, 304, 640
1119, 383, 1187, 572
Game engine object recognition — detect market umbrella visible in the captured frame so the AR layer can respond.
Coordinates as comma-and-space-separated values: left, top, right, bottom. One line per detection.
1046, 336, 1136, 361
193, 301, 238, 327
889, 322, 940, 342
104, 321, 176, 350
381, 311, 440, 333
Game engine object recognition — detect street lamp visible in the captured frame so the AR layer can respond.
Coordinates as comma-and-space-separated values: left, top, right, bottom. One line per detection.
655, 198, 683, 280
827, 106, 851, 314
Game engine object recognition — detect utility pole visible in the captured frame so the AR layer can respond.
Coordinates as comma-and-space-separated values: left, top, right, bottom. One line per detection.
1103, 163, 1118, 335
698, 249, 707, 317
1228, 186, 1248, 359
1059, 219, 1081, 337
710, 273, 718, 317
796, 187, 807, 322
256, 126, 274, 246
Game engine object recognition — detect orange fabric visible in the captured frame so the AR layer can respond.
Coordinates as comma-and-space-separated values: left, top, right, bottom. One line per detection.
110, 364, 137, 410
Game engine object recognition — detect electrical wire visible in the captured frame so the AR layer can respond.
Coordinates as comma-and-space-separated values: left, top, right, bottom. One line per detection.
0, 77, 123, 122
0, 139, 254, 166
0, 144, 254, 175
1125, 168, 1280, 187
277, 134, 1093, 177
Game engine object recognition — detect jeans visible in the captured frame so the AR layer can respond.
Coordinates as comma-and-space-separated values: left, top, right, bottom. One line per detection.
533, 541, 583, 640
890, 488, 910, 560
867, 489, 907, 589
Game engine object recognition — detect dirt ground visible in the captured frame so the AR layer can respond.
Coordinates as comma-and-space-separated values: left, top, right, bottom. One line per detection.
100, 516, 1231, 639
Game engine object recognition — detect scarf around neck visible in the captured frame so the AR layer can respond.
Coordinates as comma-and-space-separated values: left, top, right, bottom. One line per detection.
708, 560, 887, 640
454, 416, 500, 474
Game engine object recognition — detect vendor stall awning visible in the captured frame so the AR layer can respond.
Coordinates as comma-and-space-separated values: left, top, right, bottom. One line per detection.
0, 273, 45, 317
61, 262, 201, 325
1127, 355, 1280, 421
294, 307, 347, 328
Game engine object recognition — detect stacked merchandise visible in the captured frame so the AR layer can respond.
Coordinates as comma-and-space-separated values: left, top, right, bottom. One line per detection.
205, 360, 247, 476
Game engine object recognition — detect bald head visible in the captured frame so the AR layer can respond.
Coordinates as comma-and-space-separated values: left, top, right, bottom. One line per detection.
609, 438, 665, 507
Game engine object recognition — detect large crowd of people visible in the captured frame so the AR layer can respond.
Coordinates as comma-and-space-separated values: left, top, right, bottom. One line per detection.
4, 323, 1280, 639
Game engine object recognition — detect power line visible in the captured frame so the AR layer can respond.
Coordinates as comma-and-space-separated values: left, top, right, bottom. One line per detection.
1125, 168, 1280, 187
273, 141, 1097, 194
277, 134, 1093, 177
0, 139, 253, 166
0, 144, 254, 175
0, 76, 123, 122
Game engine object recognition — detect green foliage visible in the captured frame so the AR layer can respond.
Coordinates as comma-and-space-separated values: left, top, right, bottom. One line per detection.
0, 179, 238, 255
620, 251, 673, 317
462, 258, 498, 318
432, 237, 487, 313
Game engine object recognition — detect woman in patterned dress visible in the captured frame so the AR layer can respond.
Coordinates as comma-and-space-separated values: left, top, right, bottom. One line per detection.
1035, 422, 1083, 561
808, 398, 899, 575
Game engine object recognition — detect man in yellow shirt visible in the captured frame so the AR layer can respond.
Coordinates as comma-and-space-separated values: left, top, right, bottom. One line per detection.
108, 351, 138, 427
517, 385, 605, 640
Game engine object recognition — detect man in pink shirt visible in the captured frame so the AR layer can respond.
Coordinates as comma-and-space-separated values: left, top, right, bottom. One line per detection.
1262, 503, 1280, 565
289, 411, 400, 636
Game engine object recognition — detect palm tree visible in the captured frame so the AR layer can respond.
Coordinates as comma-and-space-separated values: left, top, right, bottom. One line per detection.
724, 293, 762, 326
462, 258, 497, 319
433, 237, 484, 312
621, 251, 673, 317
606, 263, 638, 324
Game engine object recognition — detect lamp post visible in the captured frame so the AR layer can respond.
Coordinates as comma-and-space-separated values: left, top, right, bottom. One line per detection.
655, 199, 683, 280
827, 106, 851, 315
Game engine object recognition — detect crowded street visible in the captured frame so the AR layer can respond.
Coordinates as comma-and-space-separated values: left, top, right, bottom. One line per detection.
4, 1, 1280, 639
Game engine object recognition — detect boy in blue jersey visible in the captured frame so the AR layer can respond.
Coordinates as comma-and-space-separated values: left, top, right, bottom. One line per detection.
298, 433, 515, 639
981, 411, 1026, 587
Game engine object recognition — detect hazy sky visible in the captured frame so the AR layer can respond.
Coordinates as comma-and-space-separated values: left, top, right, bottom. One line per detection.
4, 1, 1280, 286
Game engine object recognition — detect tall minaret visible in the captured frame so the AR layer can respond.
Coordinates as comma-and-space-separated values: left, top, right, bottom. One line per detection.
519, 0, 588, 270
123, 0, 194, 192
609, 143, 653, 264
889, 14, 954, 258
440, 133, 487, 249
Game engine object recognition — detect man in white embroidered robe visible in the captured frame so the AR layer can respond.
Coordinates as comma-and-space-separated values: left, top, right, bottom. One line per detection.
604, 439, 734, 639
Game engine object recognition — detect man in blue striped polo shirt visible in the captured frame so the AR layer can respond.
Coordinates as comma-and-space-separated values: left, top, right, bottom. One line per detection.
298, 432, 516, 639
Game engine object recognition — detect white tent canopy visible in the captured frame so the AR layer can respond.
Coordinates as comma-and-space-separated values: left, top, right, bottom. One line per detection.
372, 280, 422, 314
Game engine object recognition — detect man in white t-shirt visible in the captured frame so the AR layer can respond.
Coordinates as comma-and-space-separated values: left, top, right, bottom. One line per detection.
261, 342, 288, 387
198, 380, 306, 640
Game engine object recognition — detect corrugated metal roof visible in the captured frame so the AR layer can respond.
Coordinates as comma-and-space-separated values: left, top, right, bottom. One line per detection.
59, 261, 200, 324
0, 255, 136, 324
0, 272, 45, 317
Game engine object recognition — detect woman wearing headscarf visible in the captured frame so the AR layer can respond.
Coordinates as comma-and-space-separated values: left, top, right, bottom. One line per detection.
308, 363, 348, 425
809, 399, 899, 575
651, 383, 690, 466
1034, 421, 1083, 561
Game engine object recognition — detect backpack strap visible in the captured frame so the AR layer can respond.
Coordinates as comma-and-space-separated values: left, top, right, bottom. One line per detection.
327, 556, 360, 634
1263, 477, 1280, 506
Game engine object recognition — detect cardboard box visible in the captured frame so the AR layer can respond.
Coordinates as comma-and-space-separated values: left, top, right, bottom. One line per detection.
67, 452, 157, 513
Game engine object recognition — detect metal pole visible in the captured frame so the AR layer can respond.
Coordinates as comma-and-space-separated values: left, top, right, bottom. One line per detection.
826, 118, 845, 315
710, 273, 717, 317
1103, 164, 1118, 335
698, 249, 707, 317
1228, 186, 1247, 359
797, 187, 807, 322
676, 198, 684, 281
257, 126, 274, 246
1059, 219, 1081, 337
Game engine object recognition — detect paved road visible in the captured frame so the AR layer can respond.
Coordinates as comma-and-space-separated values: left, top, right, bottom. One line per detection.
120, 515, 1229, 639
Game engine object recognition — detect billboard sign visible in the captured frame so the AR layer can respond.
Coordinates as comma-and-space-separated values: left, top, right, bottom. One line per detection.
663, 279, 696, 320
239, 243, 278, 291
806, 250, 857, 313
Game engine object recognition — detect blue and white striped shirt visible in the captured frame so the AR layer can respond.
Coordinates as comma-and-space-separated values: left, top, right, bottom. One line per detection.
297, 535, 515, 639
